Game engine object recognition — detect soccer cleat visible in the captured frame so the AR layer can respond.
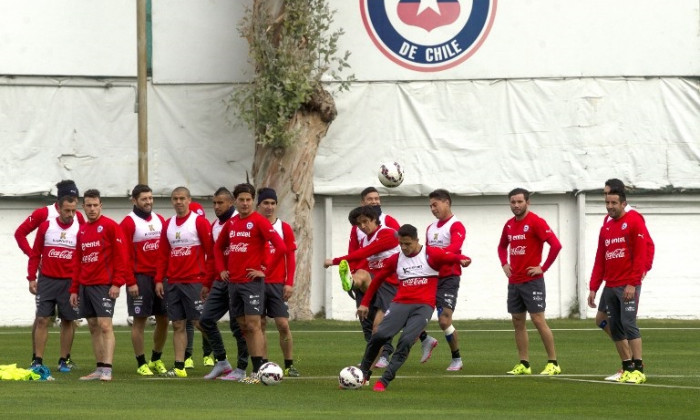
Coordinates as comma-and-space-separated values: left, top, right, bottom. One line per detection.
540, 363, 562, 375
617, 370, 632, 383
184, 357, 195, 369
204, 360, 233, 380
284, 366, 301, 377
203, 355, 216, 367
506, 363, 532, 375
625, 370, 647, 384
604, 369, 624, 382
65, 358, 76, 369
148, 359, 167, 375
420, 336, 438, 363
80, 369, 103, 381
100, 369, 113, 381
164, 368, 187, 378
219, 368, 247, 381
57, 361, 72, 373
374, 356, 389, 369
338, 260, 353, 292
373, 381, 387, 392
137, 364, 154, 376
446, 358, 463, 371
240, 372, 260, 384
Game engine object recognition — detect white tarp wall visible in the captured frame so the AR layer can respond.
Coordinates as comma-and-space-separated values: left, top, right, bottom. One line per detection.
0, 0, 699, 325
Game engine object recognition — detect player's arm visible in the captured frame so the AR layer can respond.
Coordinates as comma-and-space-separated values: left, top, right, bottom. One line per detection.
213, 222, 230, 280
263, 222, 287, 271
540, 232, 562, 273
444, 222, 466, 254
332, 229, 398, 265
119, 217, 138, 287
497, 224, 511, 277
154, 220, 172, 297
587, 229, 606, 308
357, 255, 397, 320
69, 231, 83, 301
27, 222, 49, 294
426, 246, 471, 269
282, 223, 297, 289
195, 216, 216, 289
15, 207, 48, 257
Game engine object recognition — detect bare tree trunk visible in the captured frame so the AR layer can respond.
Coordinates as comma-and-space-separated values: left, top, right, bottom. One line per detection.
252, 91, 336, 320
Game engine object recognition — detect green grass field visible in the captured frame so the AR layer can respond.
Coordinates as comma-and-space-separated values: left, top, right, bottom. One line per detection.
1, 319, 699, 419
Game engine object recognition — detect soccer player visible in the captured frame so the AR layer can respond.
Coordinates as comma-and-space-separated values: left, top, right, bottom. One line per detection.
425, 189, 467, 371
497, 188, 563, 375
595, 178, 655, 381
213, 183, 287, 384
588, 188, 649, 384
119, 184, 169, 376
15, 180, 84, 369
256, 188, 300, 377
155, 187, 214, 378
357, 224, 471, 391
201, 187, 250, 381
26, 194, 81, 372
347, 187, 400, 368
69, 189, 135, 381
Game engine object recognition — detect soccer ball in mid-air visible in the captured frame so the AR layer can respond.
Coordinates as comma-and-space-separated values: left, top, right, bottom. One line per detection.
338, 366, 364, 389
258, 362, 284, 386
378, 161, 404, 188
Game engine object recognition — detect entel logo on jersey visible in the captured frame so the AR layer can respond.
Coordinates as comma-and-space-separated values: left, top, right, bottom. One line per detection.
360, 0, 497, 72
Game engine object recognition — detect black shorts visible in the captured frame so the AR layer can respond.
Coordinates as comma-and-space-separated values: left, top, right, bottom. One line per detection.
264, 283, 289, 319
436, 275, 460, 311
79, 285, 115, 319
127, 274, 167, 317
36, 275, 78, 321
229, 278, 265, 318
507, 277, 546, 314
166, 282, 203, 322
372, 282, 397, 312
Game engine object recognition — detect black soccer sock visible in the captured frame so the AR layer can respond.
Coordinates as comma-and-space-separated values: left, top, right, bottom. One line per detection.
184, 351, 193, 360
174, 361, 185, 370
285, 359, 294, 369
262, 358, 269, 364
103, 363, 112, 369
451, 350, 461, 359
136, 354, 147, 367
97, 362, 105, 368
419, 331, 428, 342
151, 350, 162, 362
548, 360, 558, 366
521, 360, 530, 368
251, 356, 264, 373
58, 357, 67, 364
623, 359, 635, 371
633, 359, 644, 372
33, 357, 43, 366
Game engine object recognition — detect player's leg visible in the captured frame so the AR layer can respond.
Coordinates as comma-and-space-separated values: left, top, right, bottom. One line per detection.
436, 276, 462, 371
184, 319, 195, 368
200, 281, 233, 378
359, 303, 405, 384
54, 277, 78, 370
33, 316, 50, 365
620, 285, 645, 383
260, 316, 269, 360
237, 278, 266, 382
228, 316, 249, 379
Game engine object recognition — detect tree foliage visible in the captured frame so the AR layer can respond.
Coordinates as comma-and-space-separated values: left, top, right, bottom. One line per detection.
232, 0, 354, 148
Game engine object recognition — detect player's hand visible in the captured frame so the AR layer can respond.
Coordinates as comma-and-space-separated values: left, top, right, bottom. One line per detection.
109, 285, 120, 299
220, 270, 230, 281
70, 293, 79, 308
587, 291, 597, 308
201, 286, 210, 301
356, 305, 369, 321
155, 282, 165, 299
324, 258, 333, 268
502, 264, 512, 278
246, 268, 265, 279
283, 285, 293, 301
127, 284, 139, 298
526, 266, 543, 277
28, 280, 38, 295
460, 258, 471, 268
623, 285, 636, 301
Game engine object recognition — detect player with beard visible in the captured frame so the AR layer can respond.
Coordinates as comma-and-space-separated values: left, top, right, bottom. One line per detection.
70, 189, 135, 381
214, 183, 287, 384
120, 184, 169, 376
155, 187, 214, 378
16, 180, 84, 371
357, 224, 471, 391
201, 187, 250, 381
27, 194, 81, 373
498, 188, 562, 376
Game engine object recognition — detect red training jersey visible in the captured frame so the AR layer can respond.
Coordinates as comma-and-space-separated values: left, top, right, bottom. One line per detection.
15, 203, 85, 257
426, 215, 466, 277
120, 211, 166, 281
497, 211, 562, 284
70, 215, 131, 293
604, 206, 654, 273
155, 211, 214, 284
27, 216, 81, 281
334, 225, 400, 284
265, 219, 297, 286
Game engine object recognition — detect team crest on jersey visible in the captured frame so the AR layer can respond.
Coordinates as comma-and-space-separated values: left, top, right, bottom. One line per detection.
523, 225, 529, 232
97, 225, 103, 233
148, 224, 155, 231
246, 222, 254, 230
622, 222, 627, 230
360, 0, 497, 72
60, 232, 66, 239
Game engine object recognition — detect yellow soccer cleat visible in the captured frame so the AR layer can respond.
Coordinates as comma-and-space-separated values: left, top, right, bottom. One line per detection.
136, 363, 154, 376
539, 363, 561, 375
148, 359, 168, 375
338, 260, 353, 292
506, 363, 532, 375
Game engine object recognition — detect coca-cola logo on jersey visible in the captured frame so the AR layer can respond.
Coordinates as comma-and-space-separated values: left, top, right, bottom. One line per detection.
142, 241, 159, 252
48, 249, 74, 259
605, 248, 626, 260
170, 246, 192, 257
229, 243, 249, 253
510, 246, 527, 256
402, 277, 429, 287
82, 251, 99, 263
81, 240, 100, 251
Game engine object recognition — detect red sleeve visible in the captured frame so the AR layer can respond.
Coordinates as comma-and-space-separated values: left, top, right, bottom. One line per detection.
195, 216, 215, 288
333, 229, 398, 266
589, 227, 606, 292
155, 219, 172, 283
119, 216, 137, 285
628, 218, 648, 286
282, 223, 297, 287
384, 214, 400, 230
27, 222, 49, 281
70, 230, 83, 294
15, 206, 50, 257
541, 235, 562, 273
360, 253, 399, 307
111, 222, 131, 288
497, 223, 509, 266
263, 220, 287, 274
425, 246, 470, 269
634, 212, 655, 273
445, 222, 466, 253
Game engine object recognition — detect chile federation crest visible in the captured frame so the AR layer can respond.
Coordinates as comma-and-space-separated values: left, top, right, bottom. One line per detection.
360, 0, 497, 72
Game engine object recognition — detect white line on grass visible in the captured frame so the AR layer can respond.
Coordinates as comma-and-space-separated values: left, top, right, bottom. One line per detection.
551, 376, 700, 390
